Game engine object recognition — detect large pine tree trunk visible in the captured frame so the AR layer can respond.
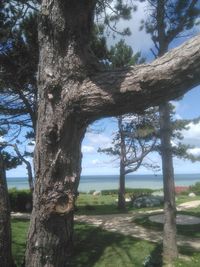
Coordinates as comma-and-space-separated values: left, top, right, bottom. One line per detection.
159, 102, 178, 264
25, 120, 85, 266
0, 153, 14, 267
25, 1, 95, 266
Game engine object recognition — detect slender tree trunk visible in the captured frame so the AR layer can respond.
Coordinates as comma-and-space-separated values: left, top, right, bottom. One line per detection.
13, 144, 34, 194
0, 152, 14, 267
156, 1, 178, 262
118, 163, 126, 210
118, 117, 126, 210
159, 102, 178, 265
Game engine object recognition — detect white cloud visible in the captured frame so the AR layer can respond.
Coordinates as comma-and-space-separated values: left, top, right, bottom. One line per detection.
26, 144, 35, 153
182, 122, 200, 147
85, 132, 112, 148
174, 114, 183, 120
187, 147, 200, 157
90, 159, 108, 167
92, 159, 101, 165
0, 136, 5, 142
171, 140, 178, 147
82, 145, 95, 154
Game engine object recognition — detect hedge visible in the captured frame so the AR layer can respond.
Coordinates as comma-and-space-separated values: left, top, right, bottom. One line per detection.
101, 188, 154, 196
189, 182, 200, 195
8, 188, 32, 212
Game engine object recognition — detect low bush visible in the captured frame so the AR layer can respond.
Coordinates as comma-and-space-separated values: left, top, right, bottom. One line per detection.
9, 188, 32, 212
189, 182, 200, 195
101, 188, 153, 196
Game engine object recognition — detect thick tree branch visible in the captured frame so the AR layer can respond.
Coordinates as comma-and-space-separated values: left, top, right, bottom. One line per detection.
78, 34, 200, 120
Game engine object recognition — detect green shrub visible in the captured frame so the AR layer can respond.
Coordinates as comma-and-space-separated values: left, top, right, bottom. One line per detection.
9, 188, 32, 212
189, 182, 200, 195
101, 188, 153, 196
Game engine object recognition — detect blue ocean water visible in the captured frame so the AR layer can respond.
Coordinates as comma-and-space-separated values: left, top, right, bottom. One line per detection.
7, 173, 200, 192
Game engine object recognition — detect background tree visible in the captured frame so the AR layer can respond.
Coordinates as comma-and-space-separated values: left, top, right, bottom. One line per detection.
99, 111, 159, 210
0, 151, 13, 267
0, 129, 22, 267
98, 39, 159, 210
139, 0, 200, 263
0, 1, 38, 189
0, 11, 38, 136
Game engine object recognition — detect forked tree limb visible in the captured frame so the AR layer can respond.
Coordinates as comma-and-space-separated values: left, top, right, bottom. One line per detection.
78, 34, 200, 120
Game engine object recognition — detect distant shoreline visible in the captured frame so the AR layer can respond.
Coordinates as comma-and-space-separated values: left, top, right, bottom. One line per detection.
7, 173, 200, 179
7, 173, 200, 192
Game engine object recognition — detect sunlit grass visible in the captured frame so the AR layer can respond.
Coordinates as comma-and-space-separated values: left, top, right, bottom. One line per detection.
11, 218, 200, 267
11, 192, 200, 266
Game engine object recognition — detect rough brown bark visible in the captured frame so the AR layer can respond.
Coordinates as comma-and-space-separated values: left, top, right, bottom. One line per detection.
159, 103, 178, 264
0, 153, 14, 267
25, 2, 94, 266
25, 1, 200, 266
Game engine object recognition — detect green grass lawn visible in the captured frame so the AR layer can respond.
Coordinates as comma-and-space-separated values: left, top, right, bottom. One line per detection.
12, 219, 29, 267
75, 192, 200, 216
75, 194, 122, 215
12, 216, 200, 267
76, 192, 162, 215
176, 195, 200, 205
11, 192, 200, 266
11, 219, 157, 267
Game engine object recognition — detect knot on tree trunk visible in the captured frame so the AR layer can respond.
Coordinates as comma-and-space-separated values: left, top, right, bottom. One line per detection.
40, 187, 76, 220
54, 191, 75, 215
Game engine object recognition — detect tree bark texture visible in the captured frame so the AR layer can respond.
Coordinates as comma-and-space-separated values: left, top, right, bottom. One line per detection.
159, 103, 178, 263
25, 1, 200, 266
25, 2, 95, 266
0, 153, 14, 267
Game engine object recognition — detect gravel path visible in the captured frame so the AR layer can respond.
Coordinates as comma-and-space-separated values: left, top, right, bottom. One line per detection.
74, 200, 200, 250
74, 212, 200, 250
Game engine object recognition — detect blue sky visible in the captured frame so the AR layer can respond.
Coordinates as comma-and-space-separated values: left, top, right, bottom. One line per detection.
6, 2, 200, 177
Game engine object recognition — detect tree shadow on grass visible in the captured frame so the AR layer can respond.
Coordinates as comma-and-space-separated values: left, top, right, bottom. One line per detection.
70, 222, 156, 267
142, 244, 163, 267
